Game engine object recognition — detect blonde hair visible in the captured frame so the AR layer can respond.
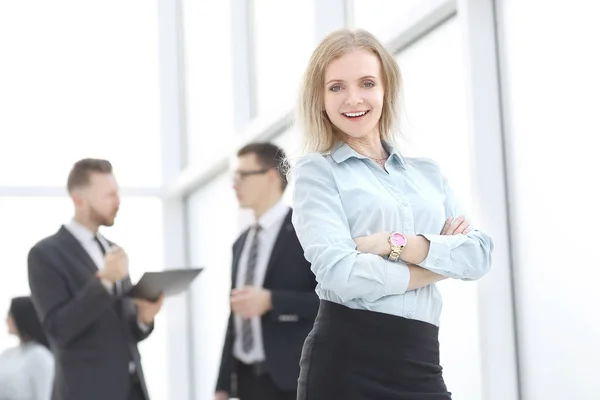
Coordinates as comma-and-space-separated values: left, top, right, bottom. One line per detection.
296, 28, 402, 154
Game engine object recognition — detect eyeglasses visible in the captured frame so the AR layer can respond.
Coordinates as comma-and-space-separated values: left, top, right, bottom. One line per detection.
232, 169, 270, 183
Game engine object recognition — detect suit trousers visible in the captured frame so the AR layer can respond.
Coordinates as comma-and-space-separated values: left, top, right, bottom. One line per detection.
237, 361, 296, 400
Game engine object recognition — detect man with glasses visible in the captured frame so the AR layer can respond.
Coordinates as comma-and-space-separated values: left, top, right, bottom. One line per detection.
215, 143, 318, 400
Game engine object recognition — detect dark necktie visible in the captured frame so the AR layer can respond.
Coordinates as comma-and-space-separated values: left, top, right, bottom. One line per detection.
93, 235, 121, 296
93, 235, 106, 256
241, 224, 261, 353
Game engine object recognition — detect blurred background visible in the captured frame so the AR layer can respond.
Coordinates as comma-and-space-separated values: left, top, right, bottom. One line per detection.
0, 0, 598, 399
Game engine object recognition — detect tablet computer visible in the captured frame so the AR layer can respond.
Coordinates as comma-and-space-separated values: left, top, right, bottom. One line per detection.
126, 268, 203, 301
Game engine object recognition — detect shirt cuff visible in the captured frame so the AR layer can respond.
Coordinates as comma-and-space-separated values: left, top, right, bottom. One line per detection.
384, 260, 410, 295
137, 319, 151, 332
419, 234, 456, 276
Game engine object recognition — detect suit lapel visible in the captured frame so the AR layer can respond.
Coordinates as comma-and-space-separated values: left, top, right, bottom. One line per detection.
231, 229, 250, 289
57, 226, 98, 274
263, 210, 294, 285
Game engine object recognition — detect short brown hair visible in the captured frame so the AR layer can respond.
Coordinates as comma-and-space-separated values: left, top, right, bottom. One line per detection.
67, 158, 113, 192
237, 143, 289, 191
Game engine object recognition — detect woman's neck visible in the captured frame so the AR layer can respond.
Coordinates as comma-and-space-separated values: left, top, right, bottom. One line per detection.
345, 132, 388, 159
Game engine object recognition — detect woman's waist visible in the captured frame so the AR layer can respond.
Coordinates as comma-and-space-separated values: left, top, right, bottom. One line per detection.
316, 286, 442, 327
311, 300, 441, 353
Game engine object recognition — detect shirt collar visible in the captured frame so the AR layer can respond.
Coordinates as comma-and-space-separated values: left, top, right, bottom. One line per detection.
329, 140, 406, 169
65, 219, 100, 244
256, 198, 289, 230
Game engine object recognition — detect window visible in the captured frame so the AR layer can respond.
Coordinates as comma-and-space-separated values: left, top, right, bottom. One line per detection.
252, 0, 316, 117
353, 0, 424, 42
186, 174, 239, 399
396, 18, 474, 213
0, 196, 167, 400
395, 18, 483, 400
0, 1, 161, 187
182, 0, 236, 168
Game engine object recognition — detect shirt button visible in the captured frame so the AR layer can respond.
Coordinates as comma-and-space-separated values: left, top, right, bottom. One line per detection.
407, 311, 413, 318
402, 201, 409, 206
435, 259, 440, 266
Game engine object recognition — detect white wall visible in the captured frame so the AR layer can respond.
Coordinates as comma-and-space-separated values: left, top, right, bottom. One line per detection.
497, 1, 600, 399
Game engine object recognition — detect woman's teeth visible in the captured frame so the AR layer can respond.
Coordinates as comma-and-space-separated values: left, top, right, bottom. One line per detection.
343, 111, 367, 117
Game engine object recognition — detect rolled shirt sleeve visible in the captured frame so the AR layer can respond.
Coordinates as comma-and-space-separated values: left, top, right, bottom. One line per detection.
418, 167, 494, 280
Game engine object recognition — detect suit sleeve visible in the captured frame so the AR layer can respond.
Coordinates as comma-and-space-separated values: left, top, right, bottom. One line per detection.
27, 245, 115, 347
269, 267, 319, 322
215, 314, 234, 393
131, 319, 154, 342
122, 277, 154, 342
129, 304, 154, 343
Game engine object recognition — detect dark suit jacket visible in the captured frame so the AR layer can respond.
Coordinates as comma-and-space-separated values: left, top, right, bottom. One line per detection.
27, 226, 153, 400
216, 209, 319, 394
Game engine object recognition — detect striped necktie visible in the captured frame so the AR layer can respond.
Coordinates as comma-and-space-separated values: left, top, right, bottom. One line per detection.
241, 224, 261, 353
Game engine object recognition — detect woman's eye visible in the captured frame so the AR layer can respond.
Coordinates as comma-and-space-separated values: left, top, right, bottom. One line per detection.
363, 80, 375, 88
329, 84, 342, 92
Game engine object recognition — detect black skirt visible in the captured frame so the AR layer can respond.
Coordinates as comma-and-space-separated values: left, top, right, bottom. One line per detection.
297, 300, 452, 400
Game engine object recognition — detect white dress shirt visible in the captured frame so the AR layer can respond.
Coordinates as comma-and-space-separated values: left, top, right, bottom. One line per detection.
0, 342, 54, 400
292, 142, 493, 326
233, 199, 290, 365
65, 219, 120, 293
65, 219, 110, 270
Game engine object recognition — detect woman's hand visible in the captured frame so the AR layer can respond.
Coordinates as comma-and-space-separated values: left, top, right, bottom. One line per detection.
440, 216, 470, 235
353, 231, 392, 257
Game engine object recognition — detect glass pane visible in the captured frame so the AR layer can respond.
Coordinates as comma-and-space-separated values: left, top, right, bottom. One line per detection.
353, 0, 424, 41
187, 174, 239, 400
182, 0, 236, 168
0, 1, 161, 187
395, 18, 483, 400
0, 196, 167, 400
253, 0, 316, 117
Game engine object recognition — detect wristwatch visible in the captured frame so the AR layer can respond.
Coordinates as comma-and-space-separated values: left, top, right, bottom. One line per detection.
388, 232, 407, 261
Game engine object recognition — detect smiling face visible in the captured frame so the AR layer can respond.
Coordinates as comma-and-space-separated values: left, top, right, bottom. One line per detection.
323, 49, 385, 141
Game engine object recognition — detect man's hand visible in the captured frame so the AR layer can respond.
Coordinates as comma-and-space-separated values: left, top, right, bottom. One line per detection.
135, 293, 165, 325
353, 231, 392, 257
214, 391, 229, 400
230, 286, 272, 318
97, 247, 129, 283
440, 216, 470, 235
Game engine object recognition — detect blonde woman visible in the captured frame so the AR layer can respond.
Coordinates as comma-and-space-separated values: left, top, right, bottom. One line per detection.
291, 28, 494, 399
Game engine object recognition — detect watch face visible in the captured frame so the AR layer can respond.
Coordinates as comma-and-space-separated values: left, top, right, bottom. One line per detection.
391, 233, 406, 246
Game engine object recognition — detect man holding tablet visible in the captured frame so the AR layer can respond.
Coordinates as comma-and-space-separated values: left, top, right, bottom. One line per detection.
28, 158, 162, 400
